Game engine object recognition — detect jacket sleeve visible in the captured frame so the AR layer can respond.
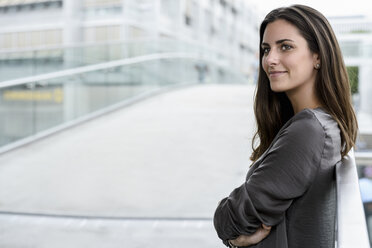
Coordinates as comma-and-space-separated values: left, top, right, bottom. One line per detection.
213, 111, 326, 243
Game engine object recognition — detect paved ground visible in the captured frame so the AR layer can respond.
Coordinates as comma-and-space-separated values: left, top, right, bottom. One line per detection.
0, 84, 256, 247
0, 215, 217, 248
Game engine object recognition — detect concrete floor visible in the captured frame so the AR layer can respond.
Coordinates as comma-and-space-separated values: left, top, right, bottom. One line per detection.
0, 84, 256, 247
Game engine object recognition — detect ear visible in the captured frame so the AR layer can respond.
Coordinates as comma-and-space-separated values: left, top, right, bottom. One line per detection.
313, 53, 320, 68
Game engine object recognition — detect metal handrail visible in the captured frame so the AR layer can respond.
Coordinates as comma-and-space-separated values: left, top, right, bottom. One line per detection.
0, 52, 223, 89
0, 39, 160, 54
336, 149, 370, 248
0, 38, 222, 57
0, 38, 236, 71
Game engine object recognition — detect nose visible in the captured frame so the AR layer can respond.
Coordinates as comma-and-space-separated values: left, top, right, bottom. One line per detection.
264, 49, 279, 66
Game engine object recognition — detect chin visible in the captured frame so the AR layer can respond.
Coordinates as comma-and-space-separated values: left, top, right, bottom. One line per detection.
270, 83, 287, 93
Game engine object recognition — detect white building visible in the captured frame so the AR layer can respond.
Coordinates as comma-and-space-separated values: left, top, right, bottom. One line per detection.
0, 0, 260, 78
329, 15, 372, 146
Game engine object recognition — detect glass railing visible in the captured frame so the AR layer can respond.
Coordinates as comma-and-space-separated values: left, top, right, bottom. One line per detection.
0, 39, 224, 82
0, 52, 249, 153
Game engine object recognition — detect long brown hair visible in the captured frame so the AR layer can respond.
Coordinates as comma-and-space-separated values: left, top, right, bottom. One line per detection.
251, 5, 358, 161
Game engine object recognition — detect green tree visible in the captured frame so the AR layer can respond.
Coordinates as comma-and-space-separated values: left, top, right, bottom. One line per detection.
346, 66, 359, 94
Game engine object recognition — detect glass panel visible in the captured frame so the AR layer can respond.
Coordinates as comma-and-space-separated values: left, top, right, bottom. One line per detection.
0, 39, 250, 150
33, 83, 64, 133
0, 84, 35, 146
0, 38, 234, 82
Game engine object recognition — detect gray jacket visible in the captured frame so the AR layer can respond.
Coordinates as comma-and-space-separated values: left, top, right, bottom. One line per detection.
214, 108, 341, 248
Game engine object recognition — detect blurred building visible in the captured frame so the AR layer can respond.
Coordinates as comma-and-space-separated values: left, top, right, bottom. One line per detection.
330, 16, 372, 149
0, 0, 260, 78
330, 16, 372, 115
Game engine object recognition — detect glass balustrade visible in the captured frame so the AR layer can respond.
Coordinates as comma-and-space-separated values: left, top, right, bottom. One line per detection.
0, 39, 223, 82
0, 53, 248, 151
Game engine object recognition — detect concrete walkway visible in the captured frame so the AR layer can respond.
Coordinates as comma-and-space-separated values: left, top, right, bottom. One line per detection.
0, 84, 256, 247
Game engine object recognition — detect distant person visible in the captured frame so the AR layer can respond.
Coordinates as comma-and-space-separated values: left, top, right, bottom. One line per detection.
195, 63, 209, 83
214, 5, 358, 248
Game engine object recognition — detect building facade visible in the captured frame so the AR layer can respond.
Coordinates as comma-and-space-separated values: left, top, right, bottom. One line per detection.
0, 0, 260, 78
329, 16, 372, 122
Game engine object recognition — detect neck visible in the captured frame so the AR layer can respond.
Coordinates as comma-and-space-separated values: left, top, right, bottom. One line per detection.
286, 83, 322, 114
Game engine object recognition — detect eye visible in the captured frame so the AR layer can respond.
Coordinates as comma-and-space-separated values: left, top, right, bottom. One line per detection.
281, 44, 292, 51
262, 47, 270, 54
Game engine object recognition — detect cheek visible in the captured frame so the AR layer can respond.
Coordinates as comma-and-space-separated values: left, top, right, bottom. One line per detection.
286, 55, 311, 76
295, 60, 314, 78
261, 57, 268, 73
295, 53, 314, 72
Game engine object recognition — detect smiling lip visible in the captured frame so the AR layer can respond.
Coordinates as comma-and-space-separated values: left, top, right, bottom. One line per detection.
269, 71, 287, 78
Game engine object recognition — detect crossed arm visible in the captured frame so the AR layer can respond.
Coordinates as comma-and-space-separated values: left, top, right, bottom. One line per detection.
214, 113, 325, 247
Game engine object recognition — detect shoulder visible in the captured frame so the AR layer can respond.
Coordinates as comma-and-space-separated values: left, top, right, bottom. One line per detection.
270, 108, 327, 157
284, 108, 326, 143
291, 107, 341, 143
262, 109, 328, 168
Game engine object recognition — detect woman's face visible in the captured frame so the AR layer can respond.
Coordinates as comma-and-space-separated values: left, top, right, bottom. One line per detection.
261, 19, 319, 94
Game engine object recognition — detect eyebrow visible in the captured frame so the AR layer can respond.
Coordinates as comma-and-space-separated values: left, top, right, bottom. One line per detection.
261, 39, 294, 46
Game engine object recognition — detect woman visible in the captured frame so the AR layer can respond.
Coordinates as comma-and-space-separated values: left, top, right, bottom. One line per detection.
214, 4, 358, 248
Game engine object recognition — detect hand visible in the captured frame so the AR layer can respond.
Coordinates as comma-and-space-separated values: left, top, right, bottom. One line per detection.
229, 224, 271, 247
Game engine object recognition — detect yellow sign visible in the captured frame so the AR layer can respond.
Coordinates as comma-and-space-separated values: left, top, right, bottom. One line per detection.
3, 88, 64, 103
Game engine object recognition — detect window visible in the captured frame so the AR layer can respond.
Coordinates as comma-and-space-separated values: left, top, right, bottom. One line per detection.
0, 29, 62, 49
84, 26, 121, 42
160, 0, 179, 19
